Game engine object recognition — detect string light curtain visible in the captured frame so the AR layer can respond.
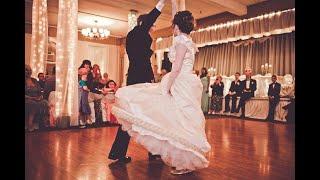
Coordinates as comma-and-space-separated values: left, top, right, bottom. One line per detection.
30, 0, 48, 77
156, 8, 295, 51
55, 0, 78, 125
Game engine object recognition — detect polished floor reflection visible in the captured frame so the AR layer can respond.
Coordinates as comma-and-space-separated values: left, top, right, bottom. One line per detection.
25, 117, 295, 180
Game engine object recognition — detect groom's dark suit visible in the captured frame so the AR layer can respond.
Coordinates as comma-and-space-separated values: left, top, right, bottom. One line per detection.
108, 7, 161, 161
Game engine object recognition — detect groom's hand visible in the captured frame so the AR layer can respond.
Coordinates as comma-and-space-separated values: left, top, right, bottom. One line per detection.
156, 0, 167, 11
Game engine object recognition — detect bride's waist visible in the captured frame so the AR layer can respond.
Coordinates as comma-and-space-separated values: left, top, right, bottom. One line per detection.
180, 67, 193, 74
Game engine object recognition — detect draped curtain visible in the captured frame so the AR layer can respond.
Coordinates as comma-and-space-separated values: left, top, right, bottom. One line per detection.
55, 0, 78, 125
156, 8, 295, 51
77, 41, 121, 85
194, 32, 295, 76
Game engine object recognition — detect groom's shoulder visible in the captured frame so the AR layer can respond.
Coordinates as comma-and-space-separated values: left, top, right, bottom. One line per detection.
127, 26, 141, 38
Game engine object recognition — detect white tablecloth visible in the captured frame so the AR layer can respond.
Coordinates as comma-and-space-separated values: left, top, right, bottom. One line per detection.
215, 97, 290, 122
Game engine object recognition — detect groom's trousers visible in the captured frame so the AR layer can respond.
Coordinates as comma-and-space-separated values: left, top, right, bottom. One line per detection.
108, 126, 131, 159
108, 77, 153, 159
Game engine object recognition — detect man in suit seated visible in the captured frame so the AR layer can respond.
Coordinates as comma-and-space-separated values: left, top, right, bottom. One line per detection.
266, 75, 281, 122
236, 67, 257, 118
224, 72, 242, 113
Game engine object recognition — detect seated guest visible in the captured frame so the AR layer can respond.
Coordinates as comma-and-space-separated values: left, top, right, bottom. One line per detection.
224, 72, 242, 113
25, 65, 49, 131
102, 80, 119, 124
37, 72, 46, 90
43, 67, 56, 100
236, 67, 257, 118
266, 75, 281, 122
209, 75, 224, 114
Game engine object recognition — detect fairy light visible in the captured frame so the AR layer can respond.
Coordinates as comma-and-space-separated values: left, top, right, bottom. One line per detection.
30, 0, 48, 77
55, 0, 78, 122
195, 9, 294, 33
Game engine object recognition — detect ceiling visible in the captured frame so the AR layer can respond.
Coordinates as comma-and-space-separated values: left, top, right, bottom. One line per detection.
25, 0, 266, 38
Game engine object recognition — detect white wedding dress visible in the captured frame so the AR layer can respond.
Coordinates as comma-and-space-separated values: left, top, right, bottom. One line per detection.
112, 34, 211, 170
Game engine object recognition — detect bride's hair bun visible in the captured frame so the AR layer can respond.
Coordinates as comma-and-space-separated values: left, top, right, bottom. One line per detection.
172, 11, 195, 34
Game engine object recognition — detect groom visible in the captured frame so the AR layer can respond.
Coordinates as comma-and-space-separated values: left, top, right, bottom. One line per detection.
108, 0, 167, 163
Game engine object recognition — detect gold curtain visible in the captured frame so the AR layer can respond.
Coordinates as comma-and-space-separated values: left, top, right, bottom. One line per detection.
156, 8, 295, 51
194, 32, 295, 76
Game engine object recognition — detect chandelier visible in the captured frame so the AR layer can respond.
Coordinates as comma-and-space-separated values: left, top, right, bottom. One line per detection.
128, 10, 138, 31
81, 20, 110, 39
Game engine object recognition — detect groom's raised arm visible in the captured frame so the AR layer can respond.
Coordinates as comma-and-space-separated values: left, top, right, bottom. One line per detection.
171, 0, 177, 18
141, 0, 166, 32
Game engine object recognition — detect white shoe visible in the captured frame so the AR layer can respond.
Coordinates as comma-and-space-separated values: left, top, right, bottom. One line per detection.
170, 169, 193, 175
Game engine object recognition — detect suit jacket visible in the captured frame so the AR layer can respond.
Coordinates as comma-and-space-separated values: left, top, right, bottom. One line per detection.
126, 8, 161, 85
229, 80, 242, 96
240, 78, 257, 97
268, 82, 281, 100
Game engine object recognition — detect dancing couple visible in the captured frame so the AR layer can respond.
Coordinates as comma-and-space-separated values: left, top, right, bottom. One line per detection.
108, 0, 211, 175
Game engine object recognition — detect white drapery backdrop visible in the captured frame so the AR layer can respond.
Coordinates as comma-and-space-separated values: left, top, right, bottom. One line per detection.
30, 0, 48, 77
55, 0, 78, 125
78, 41, 121, 84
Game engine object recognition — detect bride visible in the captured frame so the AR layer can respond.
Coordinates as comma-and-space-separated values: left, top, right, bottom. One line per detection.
112, 1, 211, 175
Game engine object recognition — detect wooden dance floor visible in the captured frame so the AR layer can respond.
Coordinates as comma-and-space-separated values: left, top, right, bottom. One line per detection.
25, 117, 295, 180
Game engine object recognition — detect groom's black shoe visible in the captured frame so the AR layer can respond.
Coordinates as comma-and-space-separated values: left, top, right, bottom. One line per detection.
108, 153, 118, 160
118, 156, 132, 163
108, 153, 132, 164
